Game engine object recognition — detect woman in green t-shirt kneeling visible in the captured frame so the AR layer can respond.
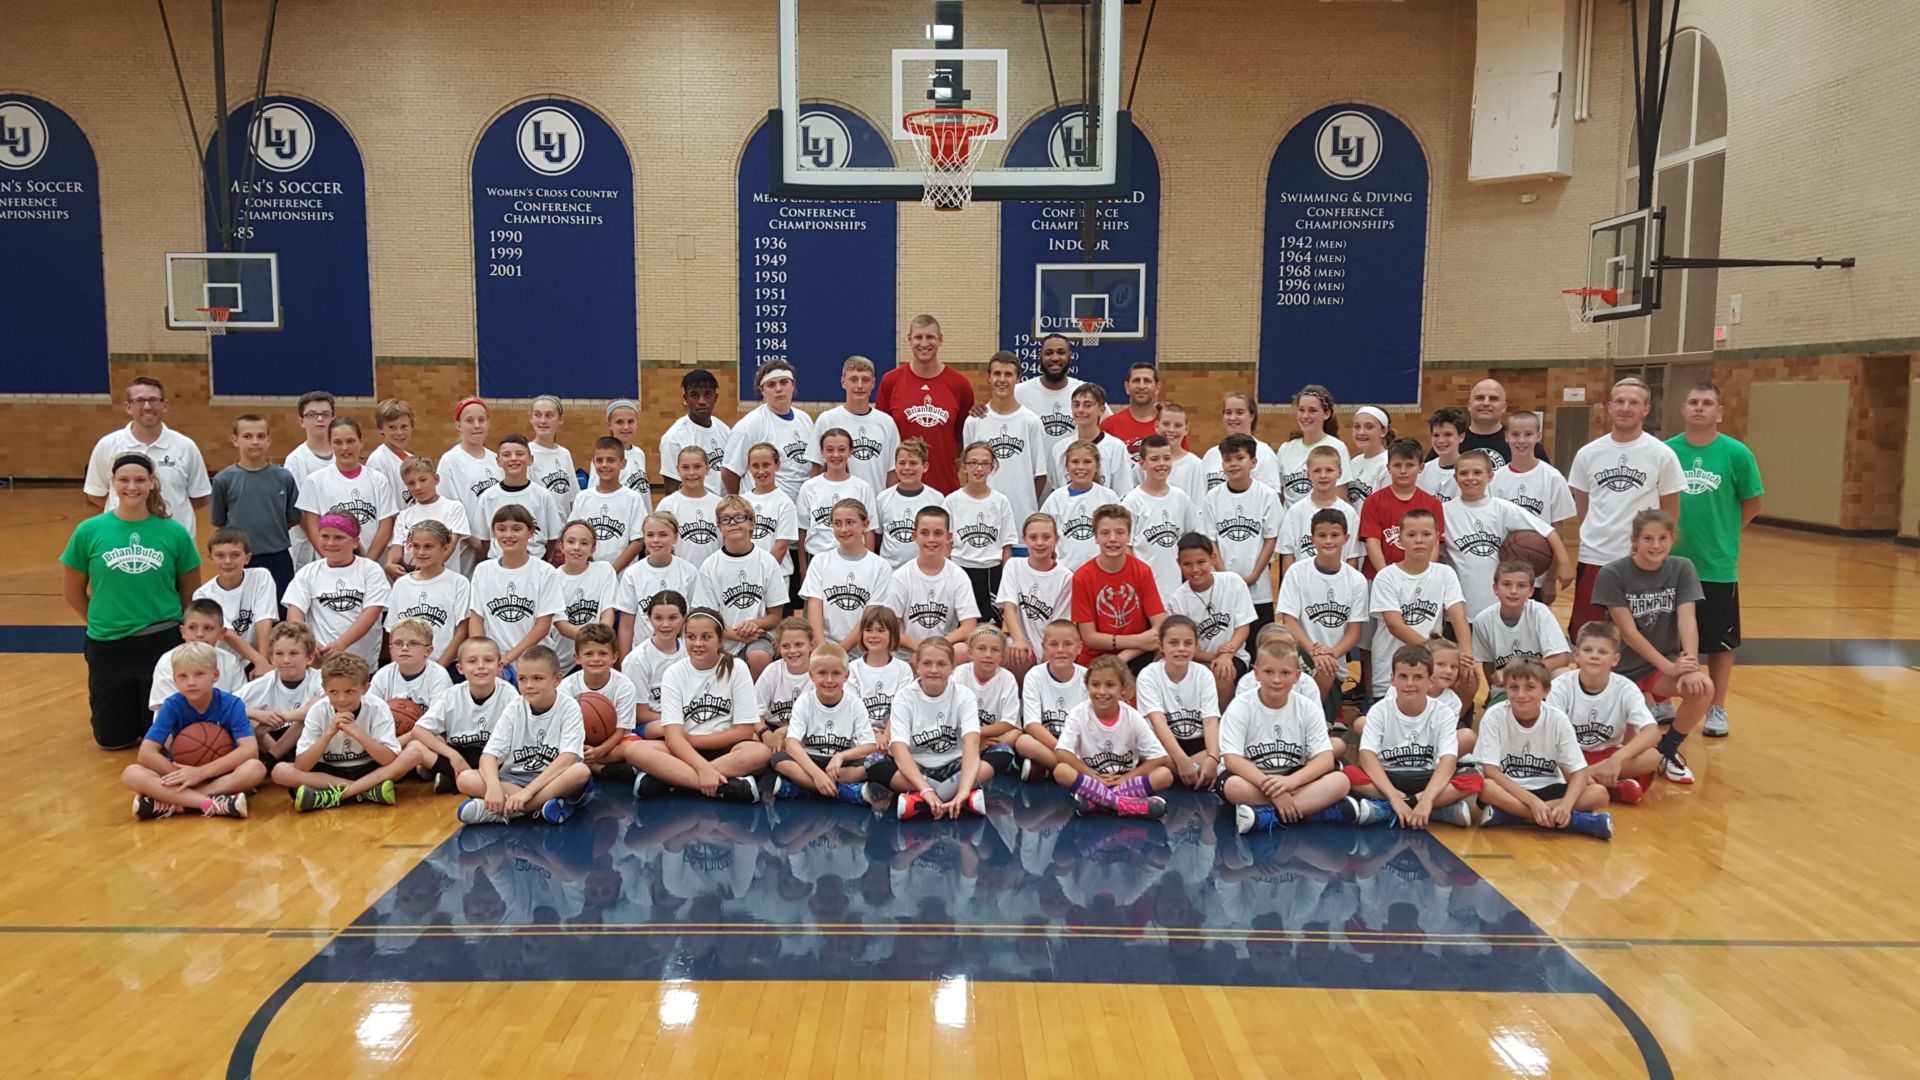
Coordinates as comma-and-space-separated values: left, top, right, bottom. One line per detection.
60, 453, 203, 749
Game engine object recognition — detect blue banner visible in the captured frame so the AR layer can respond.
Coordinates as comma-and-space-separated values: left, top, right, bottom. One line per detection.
204, 97, 372, 397
738, 106, 897, 396
473, 99, 637, 399
0, 96, 107, 394
998, 108, 1160, 395
1259, 104, 1428, 405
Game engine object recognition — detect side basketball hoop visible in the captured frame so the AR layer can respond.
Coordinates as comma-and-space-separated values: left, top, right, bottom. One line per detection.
1077, 316, 1106, 347
902, 108, 1000, 211
196, 306, 233, 337
1560, 287, 1618, 333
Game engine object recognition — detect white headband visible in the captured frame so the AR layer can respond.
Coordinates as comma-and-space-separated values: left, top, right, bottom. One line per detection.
1354, 406, 1390, 427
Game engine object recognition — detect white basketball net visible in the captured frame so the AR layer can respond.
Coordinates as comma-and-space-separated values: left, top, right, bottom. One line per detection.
1560, 288, 1617, 335
904, 112, 998, 211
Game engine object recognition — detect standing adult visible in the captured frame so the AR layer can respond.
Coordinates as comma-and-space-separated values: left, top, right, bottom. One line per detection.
1667, 381, 1764, 738
1427, 379, 1546, 470
875, 314, 974, 493
1566, 377, 1684, 635
1014, 334, 1088, 494
82, 377, 211, 539
61, 453, 203, 749
1101, 362, 1165, 461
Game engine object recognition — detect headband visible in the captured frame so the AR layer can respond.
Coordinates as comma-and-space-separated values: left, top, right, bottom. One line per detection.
453, 397, 488, 420
757, 366, 795, 387
605, 399, 639, 419
111, 452, 154, 474
1355, 406, 1390, 427
317, 513, 361, 538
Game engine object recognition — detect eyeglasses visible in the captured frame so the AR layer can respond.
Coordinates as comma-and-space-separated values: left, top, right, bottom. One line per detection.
127, 396, 165, 406
302, 410, 334, 421
717, 514, 752, 526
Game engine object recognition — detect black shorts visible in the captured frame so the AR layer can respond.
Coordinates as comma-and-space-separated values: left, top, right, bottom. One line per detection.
772, 750, 836, 771
1527, 782, 1568, 802
1175, 734, 1208, 757
865, 757, 960, 788
1696, 581, 1742, 654
962, 564, 1003, 627
316, 760, 380, 783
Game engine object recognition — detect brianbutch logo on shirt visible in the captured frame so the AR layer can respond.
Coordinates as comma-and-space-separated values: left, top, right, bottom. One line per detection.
956, 521, 999, 551
1593, 454, 1648, 494
682, 691, 733, 727
1499, 750, 1560, 779
722, 582, 765, 610
1378, 743, 1435, 771
824, 576, 871, 612
583, 509, 626, 541
1306, 591, 1353, 629
1247, 738, 1305, 772
1398, 588, 1440, 625
1453, 526, 1503, 558
400, 600, 450, 626
910, 716, 958, 754
1213, 508, 1261, 543
486, 587, 535, 623
318, 583, 367, 614
680, 517, 719, 547
850, 433, 884, 462
907, 598, 951, 630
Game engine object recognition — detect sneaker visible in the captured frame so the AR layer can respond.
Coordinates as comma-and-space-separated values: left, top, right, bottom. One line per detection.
962, 788, 987, 816
773, 777, 802, 801
132, 795, 177, 821
354, 780, 397, 805
1071, 793, 1094, 817
717, 776, 760, 804
1351, 797, 1390, 827
1018, 757, 1036, 783
834, 782, 868, 805
1651, 700, 1677, 723
896, 790, 928, 821
1116, 794, 1168, 820
1567, 810, 1614, 840
1661, 753, 1695, 785
456, 798, 509, 825
1481, 806, 1522, 827
632, 772, 671, 799
294, 785, 344, 813
1308, 796, 1361, 825
1235, 804, 1281, 835
540, 796, 576, 824
432, 771, 457, 795
1431, 801, 1474, 828
863, 782, 895, 812
202, 793, 248, 819
1704, 705, 1730, 738
1613, 778, 1645, 805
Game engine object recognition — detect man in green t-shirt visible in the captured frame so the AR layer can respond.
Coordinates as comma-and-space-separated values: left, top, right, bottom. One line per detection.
1667, 382, 1764, 739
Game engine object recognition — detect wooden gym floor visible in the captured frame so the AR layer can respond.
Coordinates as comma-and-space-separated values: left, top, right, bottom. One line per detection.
3, 485, 1917, 1079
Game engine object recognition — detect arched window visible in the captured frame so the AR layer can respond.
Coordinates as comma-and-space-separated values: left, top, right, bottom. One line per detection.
1622, 28, 1726, 358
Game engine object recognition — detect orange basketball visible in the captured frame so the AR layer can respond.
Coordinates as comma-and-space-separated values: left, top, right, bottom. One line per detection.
387, 697, 426, 737
576, 691, 619, 745
1501, 531, 1556, 578
171, 721, 234, 767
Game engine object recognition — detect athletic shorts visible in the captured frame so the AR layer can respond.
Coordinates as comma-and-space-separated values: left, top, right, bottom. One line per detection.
1634, 670, 1671, 704
1341, 765, 1482, 795
865, 756, 960, 792
1519, 782, 1568, 803
1175, 734, 1209, 758
728, 635, 778, 661
1695, 581, 1742, 655
316, 760, 379, 783
1583, 745, 1653, 783
1569, 563, 1607, 639
771, 750, 836, 772
498, 768, 542, 789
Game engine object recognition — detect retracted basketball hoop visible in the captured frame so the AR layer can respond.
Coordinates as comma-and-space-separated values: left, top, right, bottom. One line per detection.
1560, 288, 1617, 334
902, 108, 1000, 211
196, 306, 233, 337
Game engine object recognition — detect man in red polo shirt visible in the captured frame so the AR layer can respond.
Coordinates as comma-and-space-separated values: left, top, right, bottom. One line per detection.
1072, 502, 1166, 671
876, 314, 975, 493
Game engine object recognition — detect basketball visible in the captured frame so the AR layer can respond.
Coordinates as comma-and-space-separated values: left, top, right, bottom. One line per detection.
1501, 531, 1556, 578
170, 721, 233, 767
576, 691, 619, 745
387, 697, 426, 737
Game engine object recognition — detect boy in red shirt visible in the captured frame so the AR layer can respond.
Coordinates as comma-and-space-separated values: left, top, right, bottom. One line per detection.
1360, 438, 1448, 580
1071, 503, 1166, 671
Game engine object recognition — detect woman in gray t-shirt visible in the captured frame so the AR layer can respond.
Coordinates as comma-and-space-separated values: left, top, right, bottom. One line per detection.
1590, 509, 1711, 785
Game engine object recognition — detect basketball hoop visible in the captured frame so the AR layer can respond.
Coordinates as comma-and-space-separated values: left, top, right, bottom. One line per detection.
196, 306, 232, 337
1077, 316, 1107, 346
902, 108, 999, 211
1560, 287, 1618, 334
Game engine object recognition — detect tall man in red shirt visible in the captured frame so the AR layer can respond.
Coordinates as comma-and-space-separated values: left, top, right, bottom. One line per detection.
1072, 503, 1166, 671
876, 314, 975, 493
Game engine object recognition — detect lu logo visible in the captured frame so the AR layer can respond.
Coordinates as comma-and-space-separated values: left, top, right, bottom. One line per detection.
261, 115, 299, 162
1, 120, 32, 161
531, 120, 568, 165
1327, 124, 1366, 170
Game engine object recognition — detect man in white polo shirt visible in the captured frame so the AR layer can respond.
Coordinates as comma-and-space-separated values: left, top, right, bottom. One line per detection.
83, 376, 211, 537
1566, 376, 1683, 635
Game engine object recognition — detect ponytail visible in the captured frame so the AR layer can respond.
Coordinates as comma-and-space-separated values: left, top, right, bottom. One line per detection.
684, 607, 734, 680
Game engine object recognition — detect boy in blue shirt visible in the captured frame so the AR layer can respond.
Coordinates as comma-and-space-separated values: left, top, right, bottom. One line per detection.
121, 642, 266, 819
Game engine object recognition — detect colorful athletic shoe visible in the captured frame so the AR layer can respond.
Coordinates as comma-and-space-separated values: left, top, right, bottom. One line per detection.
1308, 796, 1361, 825
202, 793, 247, 819
1704, 705, 1730, 738
834, 782, 868, 805
1235, 804, 1281, 835
1481, 806, 1522, 827
133, 796, 177, 821
294, 785, 344, 813
1115, 794, 1167, 820
895, 790, 929, 821
1071, 793, 1094, 817
355, 780, 397, 805
456, 798, 509, 825
773, 777, 802, 801
540, 796, 576, 824
1651, 700, 1677, 724
1613, 778, 1645, 805
1352, 798, 1392, 826
1660, 753, 1695, 785
1430, 801, 1474, 828
961, 788, 987, 816
716, 776, 760, 804
1566, 810, 1614, 840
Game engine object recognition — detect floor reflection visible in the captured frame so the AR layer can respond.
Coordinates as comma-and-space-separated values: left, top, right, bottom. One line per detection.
307, 785, 1597, 994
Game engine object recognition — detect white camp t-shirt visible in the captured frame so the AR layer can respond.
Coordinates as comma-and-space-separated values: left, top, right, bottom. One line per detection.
617, 445, 656, 514
1122, 486, 1201, 600
809, 406, 899, 496
395, 497, 471, 551
660, 415, 733, 478
995, 558, 1074, 651
692, 546, 790, 634
297, 466, 398, 541
1276, 559, 1371, 652
369, 661, 454, 710
1165, 573, 1257, 664
283, 442, 334, 565
1220, 685, 1333, 774
476, 482, 565, 560
954, 663, 1021, 730
528, 442, 577, 501
1039, 483, 1120, 572
964, 406, 1049, 524
1443, 495, 1551, 617
756, 662, 813, 729
483, 692, 585, 776
1202, 441, 1282, 496
1344, 451, 1390, 514
1416, 459, 1459, 503
1280, 495, 1363, 565
1274, 436, 1353, 507
434, 445, 503, 568
296, 695, 400, 769
1546, 669, 1655, 752
1477, 701, 1587, 791
620, 638, 683, 717
240, 669, 321, 716
801, 548, 893, 645
1021, 662, 1089, 738
148, 645, 248, 709
796, 474, 879, 557
467, 558, 563, 654
876, 485, 945, 567
365, 445, 415, 510
1057, 702, 1166, 775
725, 405, 817, 501
944, 487, 1019, 569
658, 657, 763, 736
1359, 695, 1461, 776
561, 668, 640, 733
787, 687, 878, 759
1491, 461, 1577, 524
283, 556, 391, 664
882, 559, 979, 659
418, 680, 524, 754
1472, 600, 1573, 672
657, 488, 725, 566
612, 556, 697, 618
193, 569, 279, 659
385, 571, 472, 659
1135, 453, 1209, 510
1367, 561, 1465, 697
849, 655, 915, 731
552, 560, 618, 669
887, 680, 981, 771
1088, 432, 1135, 497
742, 485, 802, 571
1568, 432, 1685, 565
1136, 660, 1221, 749
569, 486, 647, 565
1201, 479, 1286, 603
83, 423, 212, 538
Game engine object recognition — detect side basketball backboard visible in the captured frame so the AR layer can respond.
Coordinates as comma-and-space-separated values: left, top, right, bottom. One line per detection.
773, 0, 1131, 201
1584, 207, 1660, 322
165, 251, 281, 330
